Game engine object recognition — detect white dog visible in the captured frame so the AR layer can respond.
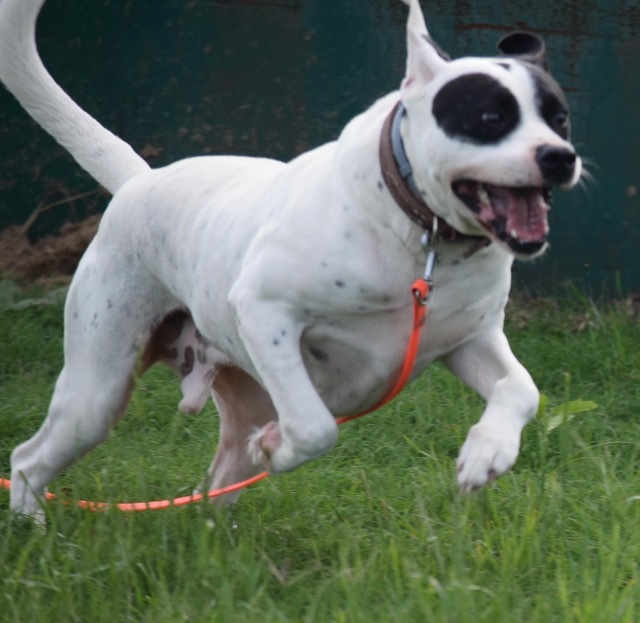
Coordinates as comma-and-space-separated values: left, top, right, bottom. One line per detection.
0, 0, 581, 523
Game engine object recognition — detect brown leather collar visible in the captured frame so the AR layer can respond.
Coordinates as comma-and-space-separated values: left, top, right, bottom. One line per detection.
379, 101, 490, 252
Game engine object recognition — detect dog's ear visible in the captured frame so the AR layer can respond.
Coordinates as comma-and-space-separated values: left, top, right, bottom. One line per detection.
400, 0, 448, 101
497, 32, 549, 71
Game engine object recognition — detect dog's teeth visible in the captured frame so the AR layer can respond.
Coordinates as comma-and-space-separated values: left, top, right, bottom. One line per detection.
478, 187, 490, 205
510, 229, 519, 239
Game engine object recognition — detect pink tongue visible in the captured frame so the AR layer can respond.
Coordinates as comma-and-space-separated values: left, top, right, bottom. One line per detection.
488, 186, 549, 242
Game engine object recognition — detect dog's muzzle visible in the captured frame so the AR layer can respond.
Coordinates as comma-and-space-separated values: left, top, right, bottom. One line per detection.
452, 142, 578, 257
452, 180, 552, 256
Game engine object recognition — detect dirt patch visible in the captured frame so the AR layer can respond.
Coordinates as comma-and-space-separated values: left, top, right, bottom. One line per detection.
0, 214, 100, 286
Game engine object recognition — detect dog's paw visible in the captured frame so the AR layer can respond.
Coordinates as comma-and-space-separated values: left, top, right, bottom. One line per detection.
247, 419, 338, 473
456, 424, 520, 493
247, 421, 283, 471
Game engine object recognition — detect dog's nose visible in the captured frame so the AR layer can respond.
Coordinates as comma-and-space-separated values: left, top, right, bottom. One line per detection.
535, 144, 577, 186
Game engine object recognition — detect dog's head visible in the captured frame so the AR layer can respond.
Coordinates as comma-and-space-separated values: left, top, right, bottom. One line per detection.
399, 0, 582, 258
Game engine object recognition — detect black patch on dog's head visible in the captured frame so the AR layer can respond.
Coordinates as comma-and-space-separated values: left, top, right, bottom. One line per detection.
432, 73, 520, 144
528, 65, 571, 139
496, 31, 571, 139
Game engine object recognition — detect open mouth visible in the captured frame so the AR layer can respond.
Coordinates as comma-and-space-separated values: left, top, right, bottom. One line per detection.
452, 180, 552, 256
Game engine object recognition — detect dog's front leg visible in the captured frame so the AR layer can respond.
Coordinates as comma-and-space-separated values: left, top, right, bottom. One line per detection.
229, 293, 338, 473
441, 328, 539, 492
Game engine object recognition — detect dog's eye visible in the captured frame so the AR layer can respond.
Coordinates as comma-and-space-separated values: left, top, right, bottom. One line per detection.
481, 111, 503, 125
554, 110, 569, 128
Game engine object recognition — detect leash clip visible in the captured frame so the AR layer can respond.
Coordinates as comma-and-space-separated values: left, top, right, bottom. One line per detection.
416, 217, 440, 304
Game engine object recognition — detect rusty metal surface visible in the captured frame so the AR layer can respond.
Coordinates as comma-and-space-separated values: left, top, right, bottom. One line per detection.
0, 0, 638, 293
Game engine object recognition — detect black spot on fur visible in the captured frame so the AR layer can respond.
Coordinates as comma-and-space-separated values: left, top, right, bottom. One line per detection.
335, 280, 346, 288
528, 65, 570, 139
432, 73, 520, 144
195, 329, 209, 346
180, 346, 194, 377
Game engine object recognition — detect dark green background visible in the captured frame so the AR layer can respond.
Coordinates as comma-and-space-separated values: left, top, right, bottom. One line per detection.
0, 0, 638, 295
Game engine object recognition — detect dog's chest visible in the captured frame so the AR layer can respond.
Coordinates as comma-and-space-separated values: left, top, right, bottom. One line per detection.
297, 246, 511, 415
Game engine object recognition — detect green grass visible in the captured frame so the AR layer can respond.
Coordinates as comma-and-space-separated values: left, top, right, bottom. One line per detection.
1, 288, 640, 622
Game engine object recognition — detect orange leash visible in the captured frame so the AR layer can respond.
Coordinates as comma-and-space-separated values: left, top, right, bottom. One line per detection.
335, 277, 429, 424
0, 277, 430, 513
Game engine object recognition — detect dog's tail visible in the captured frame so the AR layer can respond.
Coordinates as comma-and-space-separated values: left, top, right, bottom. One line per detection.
0, 0, 150, 195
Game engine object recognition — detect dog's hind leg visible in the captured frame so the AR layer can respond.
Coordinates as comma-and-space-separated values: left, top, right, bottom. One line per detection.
141, 317, 274, 505
200, 366, 277, 506
10, 365, 135, 522
9, 252, 157, 523
140, 313, 272, 505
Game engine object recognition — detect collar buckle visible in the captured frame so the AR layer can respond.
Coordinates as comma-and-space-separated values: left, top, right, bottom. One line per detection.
418, 217, 440, 304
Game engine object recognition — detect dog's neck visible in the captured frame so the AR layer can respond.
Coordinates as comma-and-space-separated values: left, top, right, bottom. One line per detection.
379, 101, 490, 253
